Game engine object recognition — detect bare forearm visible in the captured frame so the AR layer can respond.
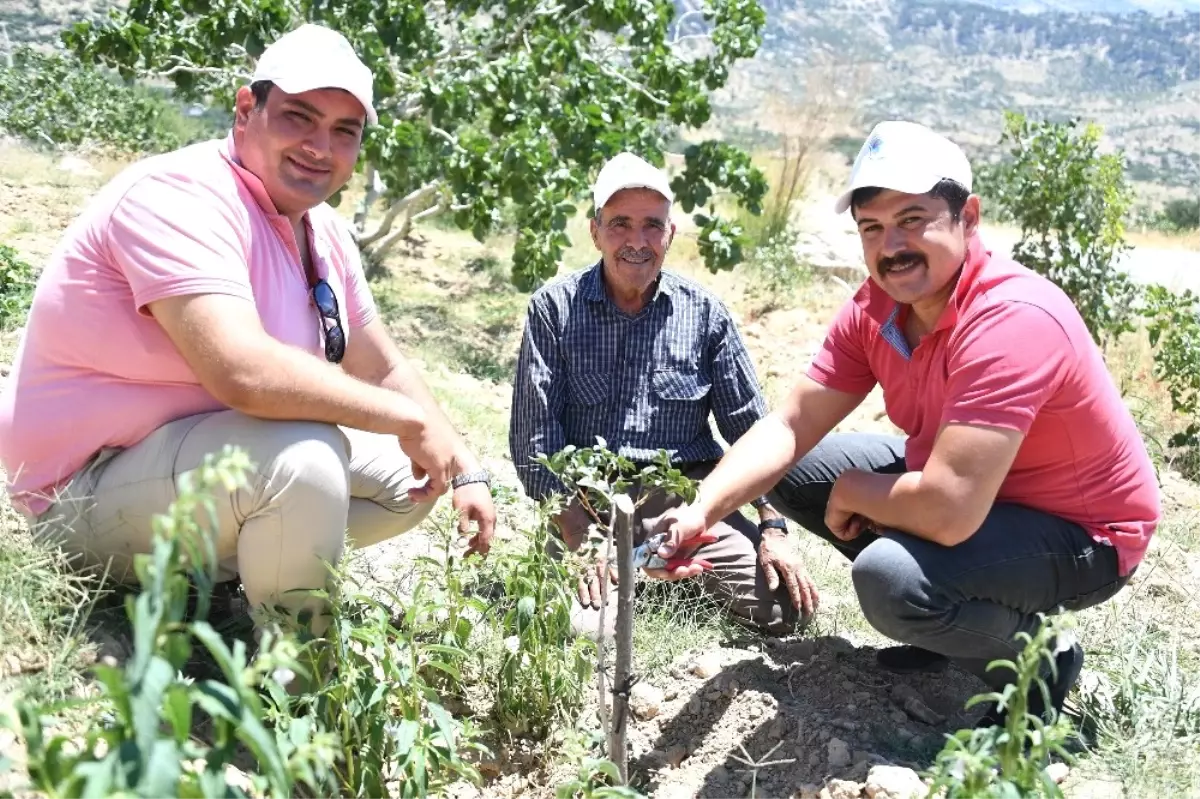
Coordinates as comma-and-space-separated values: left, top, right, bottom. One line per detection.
377, 359, 481, 471
833, 469, 975, 545
698, 414, 799, 527
228, 343, 426, 437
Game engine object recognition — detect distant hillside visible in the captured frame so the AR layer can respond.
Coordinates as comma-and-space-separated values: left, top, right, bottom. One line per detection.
711, 0, 1200, 196
0, 0, 122, 47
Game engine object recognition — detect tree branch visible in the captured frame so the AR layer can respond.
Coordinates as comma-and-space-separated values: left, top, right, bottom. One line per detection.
353, 163, 380, 235
364, 188, 448, 259
355, 180, 441, 248
156, 55, 250, 81
580, 52, 671, 107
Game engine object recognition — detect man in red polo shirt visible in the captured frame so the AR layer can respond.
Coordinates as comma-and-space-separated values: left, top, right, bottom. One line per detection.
649, 120, 1160, 726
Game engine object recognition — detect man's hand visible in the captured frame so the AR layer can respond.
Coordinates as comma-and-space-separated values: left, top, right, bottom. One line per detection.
758, 529, 819, 617
453, 482, 496, 557
651, 503, 708, 560
825, 474, 877, 541
397, 417, 461, 502
577, 557, 618, 609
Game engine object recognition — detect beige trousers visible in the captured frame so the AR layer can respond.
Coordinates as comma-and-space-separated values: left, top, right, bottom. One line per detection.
31, 410, 433, 629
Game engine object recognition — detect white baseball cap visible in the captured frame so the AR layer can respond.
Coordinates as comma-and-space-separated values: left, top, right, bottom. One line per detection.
593, 152, 675, 211
833, 121, 972, 214
253, 24, 378, 126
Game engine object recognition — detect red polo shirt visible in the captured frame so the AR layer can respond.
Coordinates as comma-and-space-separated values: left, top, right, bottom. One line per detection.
808, 234, 1159, 576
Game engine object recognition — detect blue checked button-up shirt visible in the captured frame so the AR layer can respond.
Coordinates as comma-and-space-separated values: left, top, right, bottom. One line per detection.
509, 261, 769, 501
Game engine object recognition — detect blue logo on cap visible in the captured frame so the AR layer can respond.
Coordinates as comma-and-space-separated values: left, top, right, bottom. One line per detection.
865, 134, 883, 159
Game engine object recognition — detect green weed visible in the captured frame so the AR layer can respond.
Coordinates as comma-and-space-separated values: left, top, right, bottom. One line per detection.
926, 613, 1078, 798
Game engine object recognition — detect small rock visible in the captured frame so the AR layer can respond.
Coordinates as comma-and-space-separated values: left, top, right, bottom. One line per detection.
890, 684, 944, 726
853, 749, 874, 766
687, 696, 702, 715
842, 679, 857, 692
890, 709, 908, 724
711, 765, 730, 782
725, 679, 740, 697
705, 689, 723, 701
767, 717, 787, 739
828, 737, 853, 768
644, 748, 666, 767
691, 652, 722, 678
1046, 762, 1070, 784
828, 778, 865, 799
663, 686, 679, 701
665, 744, 688, 768
630, 683, 663, 720
798, 783, 822, 799
846, 703, 858, 714
864, 764, 924, 799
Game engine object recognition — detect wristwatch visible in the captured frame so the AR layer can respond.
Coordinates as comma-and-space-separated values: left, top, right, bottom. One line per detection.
451, 470, 491, 489
750, 495, 771, 509
758, 518, 788, 533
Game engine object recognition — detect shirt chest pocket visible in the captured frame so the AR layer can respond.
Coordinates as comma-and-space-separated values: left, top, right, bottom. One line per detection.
651, 369, 711, 403
568, 372, 610, 406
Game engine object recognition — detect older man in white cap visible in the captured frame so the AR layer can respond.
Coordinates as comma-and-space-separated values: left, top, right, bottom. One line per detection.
0, 23, 496, 636
509, 152, 818, 638
653, 120, 1159, 727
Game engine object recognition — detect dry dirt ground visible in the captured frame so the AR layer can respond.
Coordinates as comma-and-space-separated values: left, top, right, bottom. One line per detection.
2, 141, 1199, 799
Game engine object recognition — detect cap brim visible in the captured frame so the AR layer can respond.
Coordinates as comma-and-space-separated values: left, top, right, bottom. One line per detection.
596, 182, 674, 210
270, 73, 378, 126
832, 164, 943, 214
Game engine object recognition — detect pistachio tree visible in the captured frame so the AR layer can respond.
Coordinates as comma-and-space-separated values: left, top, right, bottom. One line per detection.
64, 0, 769, 289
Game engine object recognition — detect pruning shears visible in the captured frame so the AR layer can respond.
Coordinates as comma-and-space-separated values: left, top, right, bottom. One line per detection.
631, 532, 714, 573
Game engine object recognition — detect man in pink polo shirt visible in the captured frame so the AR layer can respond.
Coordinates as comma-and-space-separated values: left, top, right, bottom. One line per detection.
652, 120, 1160, 727
0, 24, 496, 635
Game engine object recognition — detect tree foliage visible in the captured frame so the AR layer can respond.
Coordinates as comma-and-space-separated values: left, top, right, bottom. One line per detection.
980, 111, 1139, 346
0, 46, 212, 155
64, 0, 770, 289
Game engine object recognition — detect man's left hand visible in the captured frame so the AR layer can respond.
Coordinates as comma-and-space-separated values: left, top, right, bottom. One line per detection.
453, 482, 496, 557
759, 529, 819, 618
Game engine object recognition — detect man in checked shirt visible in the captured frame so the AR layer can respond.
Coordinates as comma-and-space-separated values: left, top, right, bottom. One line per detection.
509, 152, 818, 638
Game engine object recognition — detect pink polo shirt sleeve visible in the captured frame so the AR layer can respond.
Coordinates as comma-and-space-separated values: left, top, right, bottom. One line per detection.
106, 173, 253, 315
807, 297, 878, 395
941, 301, 1071, 433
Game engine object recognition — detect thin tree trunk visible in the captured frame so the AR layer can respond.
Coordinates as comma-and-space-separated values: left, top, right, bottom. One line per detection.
608, 493, 636, 783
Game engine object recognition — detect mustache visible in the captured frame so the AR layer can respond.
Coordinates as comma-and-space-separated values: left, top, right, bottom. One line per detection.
877, 251, 927, 274
617, 246, 654, 262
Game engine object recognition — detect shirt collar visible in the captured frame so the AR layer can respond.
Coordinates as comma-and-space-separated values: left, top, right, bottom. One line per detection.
581, 260, 675, 307
854, 233, 990, 333
217, 131, 333, 278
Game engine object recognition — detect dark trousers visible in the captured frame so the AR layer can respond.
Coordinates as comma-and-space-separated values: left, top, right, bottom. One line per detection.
767, 432, 1130, 689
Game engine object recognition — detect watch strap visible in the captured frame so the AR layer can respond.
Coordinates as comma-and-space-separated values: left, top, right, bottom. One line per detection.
758, 518, 788, 532
750, 495, 771, 509
451, 470, 491, 489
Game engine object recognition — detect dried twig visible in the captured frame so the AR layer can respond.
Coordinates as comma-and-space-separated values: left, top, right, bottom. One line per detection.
729, 740, 796, 798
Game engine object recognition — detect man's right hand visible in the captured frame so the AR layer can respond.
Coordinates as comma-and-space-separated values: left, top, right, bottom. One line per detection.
652, 502, 710, 560
397, 416, 461, 502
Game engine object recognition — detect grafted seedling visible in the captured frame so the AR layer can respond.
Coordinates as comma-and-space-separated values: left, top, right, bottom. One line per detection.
539, 441, 698, 783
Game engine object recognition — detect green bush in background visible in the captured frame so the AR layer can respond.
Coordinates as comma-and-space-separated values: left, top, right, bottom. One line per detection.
0, 46, 220, 155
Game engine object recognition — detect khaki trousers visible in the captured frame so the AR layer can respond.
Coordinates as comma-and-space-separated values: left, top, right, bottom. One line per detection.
31, 410, 433, 630
555, 462, 802, 640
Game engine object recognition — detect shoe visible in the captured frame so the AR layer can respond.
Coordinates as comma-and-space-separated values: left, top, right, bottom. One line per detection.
975, 641, 1085, 729
876, 645, 950, 674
